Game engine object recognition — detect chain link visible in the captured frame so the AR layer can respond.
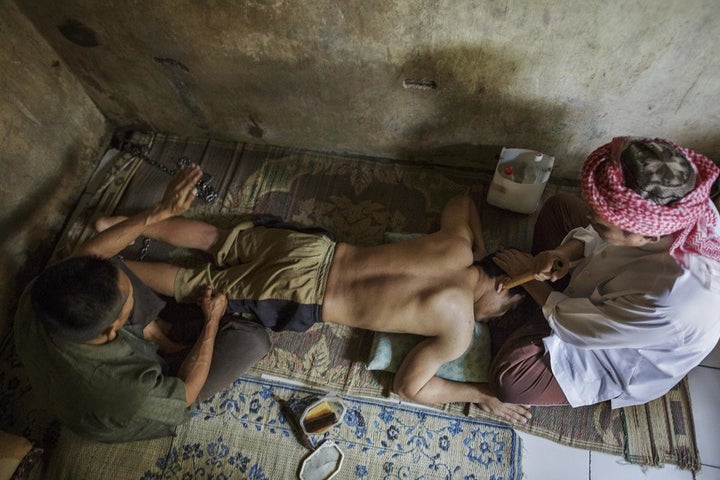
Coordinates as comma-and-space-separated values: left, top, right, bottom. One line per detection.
137, 237, 152, 262
118, 139, 218, 204
120, 142, 177, 175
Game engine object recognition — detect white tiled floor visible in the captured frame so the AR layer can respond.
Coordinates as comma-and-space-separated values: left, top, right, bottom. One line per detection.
519, 341, 720, 479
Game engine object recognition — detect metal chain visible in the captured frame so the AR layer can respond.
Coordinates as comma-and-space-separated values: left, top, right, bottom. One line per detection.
118, 138, 218, 204
120, 142, 178, 176
137, 237, 152, 262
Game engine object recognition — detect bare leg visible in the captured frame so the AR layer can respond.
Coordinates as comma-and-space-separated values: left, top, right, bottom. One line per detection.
96, 216, 218, 252
123, 260, 182, 297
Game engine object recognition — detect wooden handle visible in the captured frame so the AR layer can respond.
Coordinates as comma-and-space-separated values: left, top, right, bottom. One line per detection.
502, 260, 564, 290
502, 272, 536, 290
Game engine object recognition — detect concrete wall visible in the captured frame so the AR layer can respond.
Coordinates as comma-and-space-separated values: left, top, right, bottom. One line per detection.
15, 0, 720, 179
0, 2, 110, 339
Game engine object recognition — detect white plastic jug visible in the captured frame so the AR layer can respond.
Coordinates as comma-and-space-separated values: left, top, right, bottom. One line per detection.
486, 148, 555, 214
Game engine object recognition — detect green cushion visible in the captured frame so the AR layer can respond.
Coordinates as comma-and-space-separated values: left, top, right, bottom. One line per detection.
366, 322, 491, 383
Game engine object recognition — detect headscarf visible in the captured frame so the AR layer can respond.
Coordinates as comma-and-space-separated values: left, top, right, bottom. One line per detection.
581, 136, 720, 264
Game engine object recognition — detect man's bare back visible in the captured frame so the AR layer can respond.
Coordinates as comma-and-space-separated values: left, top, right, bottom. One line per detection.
323, 231, 477, 335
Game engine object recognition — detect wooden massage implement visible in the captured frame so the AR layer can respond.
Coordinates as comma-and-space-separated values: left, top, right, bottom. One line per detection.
503, 259, 564, 290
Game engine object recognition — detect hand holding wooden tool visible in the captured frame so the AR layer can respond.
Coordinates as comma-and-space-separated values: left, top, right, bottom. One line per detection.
503, 259, 564, 290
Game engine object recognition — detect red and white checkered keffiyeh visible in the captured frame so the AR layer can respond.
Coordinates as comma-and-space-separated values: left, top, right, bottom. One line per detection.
582, 136, 720, 263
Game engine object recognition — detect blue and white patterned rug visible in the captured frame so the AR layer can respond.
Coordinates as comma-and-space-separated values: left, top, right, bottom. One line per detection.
138, 376, 522, 480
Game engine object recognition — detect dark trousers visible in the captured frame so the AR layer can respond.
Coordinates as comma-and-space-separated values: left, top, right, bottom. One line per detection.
488, 193, 591, 405
159, 299, 272, 400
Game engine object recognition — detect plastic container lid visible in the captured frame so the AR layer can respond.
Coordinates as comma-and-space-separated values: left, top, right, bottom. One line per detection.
299, 440, 344, 480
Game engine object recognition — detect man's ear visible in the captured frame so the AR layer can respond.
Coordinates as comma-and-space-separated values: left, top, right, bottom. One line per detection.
496, 275, 512, 293
642, 235, 661, 244
85, 320, 122, 345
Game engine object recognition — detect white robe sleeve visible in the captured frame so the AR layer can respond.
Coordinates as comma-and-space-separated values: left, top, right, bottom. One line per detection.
543, 290, 681, 349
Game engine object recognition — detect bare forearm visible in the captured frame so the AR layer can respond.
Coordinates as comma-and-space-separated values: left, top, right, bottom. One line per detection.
77, 165, 202, 258
177, 322, 219, 406
77, 205, 172, 258
395, 358, 533, 423
406, 375, 490, 405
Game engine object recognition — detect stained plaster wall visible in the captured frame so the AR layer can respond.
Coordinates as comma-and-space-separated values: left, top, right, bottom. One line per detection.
0, 2, 110, 339
14, 0, 720, 179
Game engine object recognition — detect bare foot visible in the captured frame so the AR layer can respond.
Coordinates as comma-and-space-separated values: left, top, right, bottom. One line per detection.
475, 385, 532, 424
94, 215, 128, 233
143, 320, 186, 355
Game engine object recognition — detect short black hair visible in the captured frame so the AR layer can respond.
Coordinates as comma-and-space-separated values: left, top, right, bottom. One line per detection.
31, 256, 124, 342
474, 252, 527, 297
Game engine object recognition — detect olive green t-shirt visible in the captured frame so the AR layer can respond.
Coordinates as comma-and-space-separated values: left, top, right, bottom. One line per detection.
13, 262, 191, 443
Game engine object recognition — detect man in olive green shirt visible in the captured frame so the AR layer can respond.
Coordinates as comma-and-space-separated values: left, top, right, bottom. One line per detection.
14, 166, 270, 443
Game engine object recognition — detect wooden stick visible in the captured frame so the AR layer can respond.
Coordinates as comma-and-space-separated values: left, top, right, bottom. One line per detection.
502, 260, 564, 290
502, 272, 536, 290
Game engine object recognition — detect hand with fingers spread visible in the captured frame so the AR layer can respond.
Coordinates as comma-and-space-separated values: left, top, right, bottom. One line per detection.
157, 164, 203, 218
475, 396, 532, 424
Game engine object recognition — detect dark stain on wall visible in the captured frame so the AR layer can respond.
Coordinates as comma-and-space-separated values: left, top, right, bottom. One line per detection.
248, 117, 264, 138
152, 56, 209, 131
57, 19, 99, 47
403, 78, 438, 90
153, 56, 190, 72
168, 76, 209, 131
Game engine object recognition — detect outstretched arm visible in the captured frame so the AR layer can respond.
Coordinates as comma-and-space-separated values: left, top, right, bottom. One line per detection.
177, 287, 225, 405
440, 195, 486, 257
75, 165, 202, 258
392, 337, 531, 423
